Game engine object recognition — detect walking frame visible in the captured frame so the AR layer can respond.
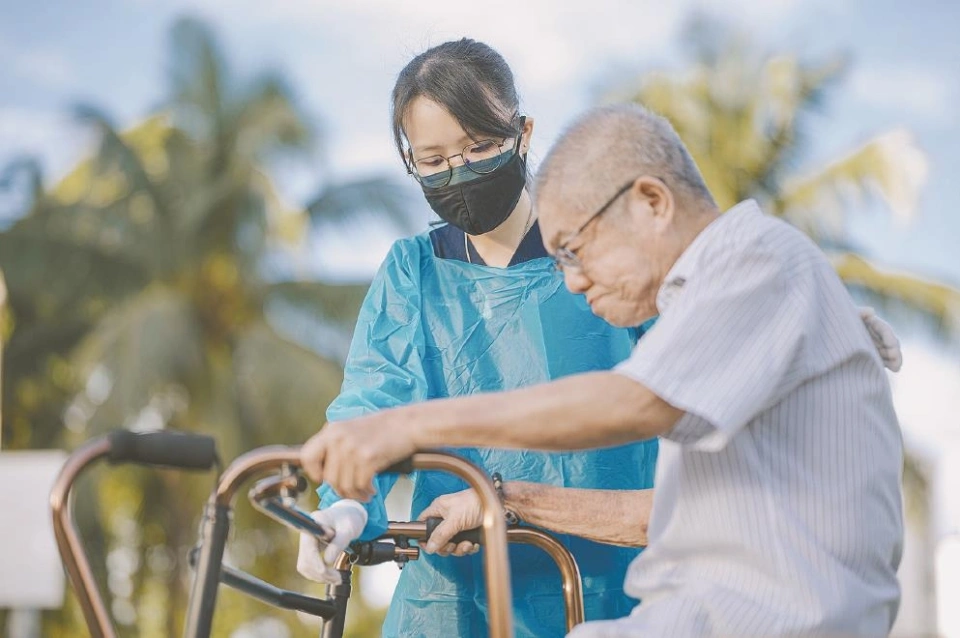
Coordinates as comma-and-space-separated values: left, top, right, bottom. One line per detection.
51, 430, 585, 638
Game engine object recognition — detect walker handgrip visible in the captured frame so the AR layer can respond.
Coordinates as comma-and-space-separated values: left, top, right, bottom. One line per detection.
351, 541, 402, 566
424, 517, 482, 545
383, 458, 415, 475
107, 430, 218, 470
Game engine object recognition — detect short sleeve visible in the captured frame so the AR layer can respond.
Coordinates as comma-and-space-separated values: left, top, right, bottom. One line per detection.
615, 240, 809, 451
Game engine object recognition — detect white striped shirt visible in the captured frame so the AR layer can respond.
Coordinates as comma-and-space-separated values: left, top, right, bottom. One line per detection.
573, 200, 904, 637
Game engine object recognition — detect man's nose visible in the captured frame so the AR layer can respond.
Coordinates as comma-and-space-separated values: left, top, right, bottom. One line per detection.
563, 267, 591, 295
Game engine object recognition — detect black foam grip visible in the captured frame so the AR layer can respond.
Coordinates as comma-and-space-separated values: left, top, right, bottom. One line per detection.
350, 541, 400, 567
424, 517, 482, 545
383, 457, 415, 475
107, 430, 218, 470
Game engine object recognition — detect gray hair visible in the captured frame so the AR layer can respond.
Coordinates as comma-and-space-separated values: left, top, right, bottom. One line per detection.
535, 103, 714, 215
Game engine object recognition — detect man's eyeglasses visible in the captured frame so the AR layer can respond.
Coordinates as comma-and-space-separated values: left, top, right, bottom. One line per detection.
552, 178, 638, 272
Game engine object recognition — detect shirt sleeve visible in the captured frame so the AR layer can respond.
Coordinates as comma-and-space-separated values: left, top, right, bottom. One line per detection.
318, 241, 430, 539
615, 237, 810, 451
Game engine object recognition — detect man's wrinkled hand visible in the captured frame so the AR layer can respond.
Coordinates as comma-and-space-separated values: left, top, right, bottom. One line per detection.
418, 489, 482, 557
299, 416, 418, 500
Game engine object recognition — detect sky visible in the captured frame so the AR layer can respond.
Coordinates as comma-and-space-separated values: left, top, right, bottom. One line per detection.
2, 0, 960, 623
2, 0, 959, 283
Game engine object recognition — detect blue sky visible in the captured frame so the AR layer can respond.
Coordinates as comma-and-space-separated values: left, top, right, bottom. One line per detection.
2, 0, 959, 284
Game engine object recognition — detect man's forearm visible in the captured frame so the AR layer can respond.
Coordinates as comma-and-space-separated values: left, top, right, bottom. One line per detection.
504, 482, 653, 547
406, 371, 680, 451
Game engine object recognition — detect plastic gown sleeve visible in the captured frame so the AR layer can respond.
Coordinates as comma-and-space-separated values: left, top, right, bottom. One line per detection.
317, 243, 428, 540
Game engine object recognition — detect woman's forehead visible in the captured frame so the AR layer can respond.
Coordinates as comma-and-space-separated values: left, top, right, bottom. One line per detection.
403, 97, 472, 154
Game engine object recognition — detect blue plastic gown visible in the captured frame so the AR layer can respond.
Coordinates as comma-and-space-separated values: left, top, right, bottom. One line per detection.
319, 233, 658, 638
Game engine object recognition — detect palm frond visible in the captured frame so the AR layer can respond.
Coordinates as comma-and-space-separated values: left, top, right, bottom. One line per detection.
264, 280, 370, 326
831, 252, 960, 334
168, 17, 228, 137
3, 316, 90, 375
232, 321, 343, 444
230, 72, 312, 157
757, 54, 847, 193
0, 227, 151, 318
69, 287, 205, 435
73, 108, 172, 208
262, 280, 370, 363
780, 130, 928, 240
71, 107, 181, 276
306, 176, 417, 232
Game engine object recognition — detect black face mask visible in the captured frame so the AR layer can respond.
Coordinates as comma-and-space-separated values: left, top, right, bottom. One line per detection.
421, 145, 527, 236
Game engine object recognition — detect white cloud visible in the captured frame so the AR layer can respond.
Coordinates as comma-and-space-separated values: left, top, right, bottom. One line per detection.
850, 65, 957, 123
695, 0, 850, 27
0, 36, 78, 91
146, 0, 686, 93
94, 0, 872, 189
13, 49, 76, 90
328, 132, 401, 178
132, 0, 858, 182
186, 0, 691, 189
890, 340, 960, 447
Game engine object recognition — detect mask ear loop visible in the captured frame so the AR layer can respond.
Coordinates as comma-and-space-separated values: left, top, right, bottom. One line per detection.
515, 114, 528, 161
514, 114, 530, 180
511, 114, 534, 232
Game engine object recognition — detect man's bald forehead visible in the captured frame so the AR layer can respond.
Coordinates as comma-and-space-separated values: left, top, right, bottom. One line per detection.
536, 184, 586, 251
534, 103, 713, 225
535, 111, 623, 211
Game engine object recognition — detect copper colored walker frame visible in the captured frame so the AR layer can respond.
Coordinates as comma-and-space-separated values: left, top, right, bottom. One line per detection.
51, 434, 585, 638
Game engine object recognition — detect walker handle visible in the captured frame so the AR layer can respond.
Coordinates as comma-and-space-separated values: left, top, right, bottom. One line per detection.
107, 430, 218, 471
383, 457, 415, 474
424, 517, 482, 545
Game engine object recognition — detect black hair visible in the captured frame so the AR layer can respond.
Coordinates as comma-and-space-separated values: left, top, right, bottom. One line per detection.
391, 38, 521, 166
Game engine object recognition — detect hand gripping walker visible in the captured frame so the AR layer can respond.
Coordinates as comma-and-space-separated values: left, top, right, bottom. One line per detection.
51, 432, 585, 638
184, 445, 586, 638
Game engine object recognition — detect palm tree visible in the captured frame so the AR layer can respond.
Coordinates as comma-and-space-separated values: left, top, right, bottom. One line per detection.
0, 17, 408, 637
606, 17, 960, 340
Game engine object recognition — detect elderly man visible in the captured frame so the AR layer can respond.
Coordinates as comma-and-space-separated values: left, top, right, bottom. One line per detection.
300, 104, 903, 636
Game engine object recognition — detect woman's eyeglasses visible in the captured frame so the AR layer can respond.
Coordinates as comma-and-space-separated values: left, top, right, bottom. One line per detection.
407, 131, 521, 189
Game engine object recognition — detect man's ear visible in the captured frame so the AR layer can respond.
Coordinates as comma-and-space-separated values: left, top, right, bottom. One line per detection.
633, 176, 674, 225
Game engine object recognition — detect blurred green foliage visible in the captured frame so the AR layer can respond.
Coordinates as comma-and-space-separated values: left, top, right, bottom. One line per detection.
0, 16, 407, 638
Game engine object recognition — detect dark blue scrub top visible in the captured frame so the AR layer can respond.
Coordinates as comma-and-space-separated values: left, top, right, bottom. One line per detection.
429, 221, 547, 265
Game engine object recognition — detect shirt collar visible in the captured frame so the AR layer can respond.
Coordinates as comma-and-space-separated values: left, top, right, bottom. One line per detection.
655, 199, 763, 313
